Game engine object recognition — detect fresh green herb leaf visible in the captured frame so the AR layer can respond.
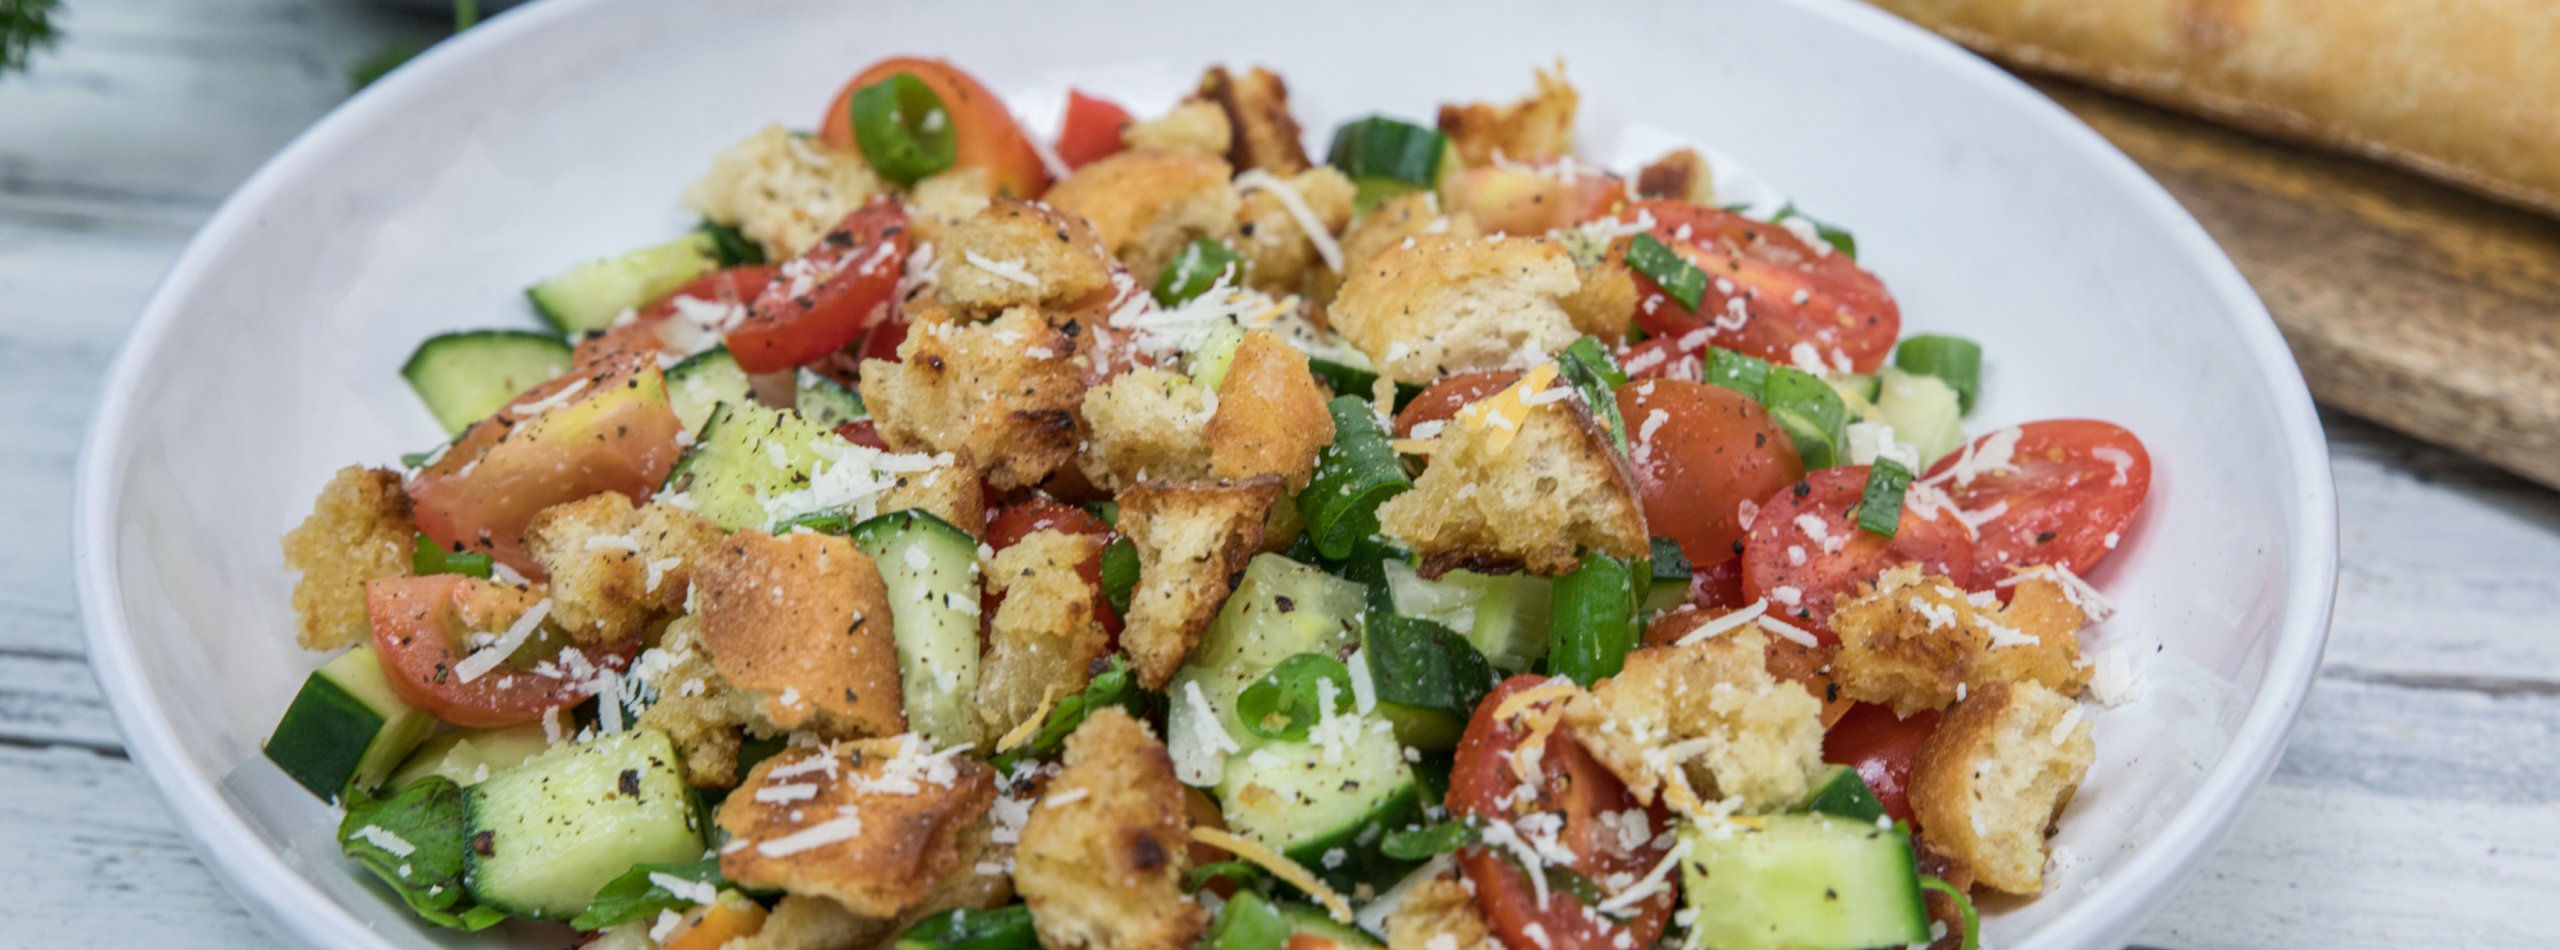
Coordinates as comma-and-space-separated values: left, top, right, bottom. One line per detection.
570, 858, 730, 931
2, 0, 61, 74
338, 778, 509, 931
1773, 202, 1857, 259
412, 533, 494, 578
989, 659, 1149, 772
1380, 819, 1480, 860
894, 904, 1038, 950
699, 220, 767, 267
1625, 234, 1705, 312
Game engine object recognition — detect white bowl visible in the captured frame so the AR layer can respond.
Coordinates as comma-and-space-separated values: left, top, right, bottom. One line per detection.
73, 0, 2338, 946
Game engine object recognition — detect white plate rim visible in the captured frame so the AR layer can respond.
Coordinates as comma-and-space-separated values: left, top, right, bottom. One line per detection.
70, 0, 2339, 947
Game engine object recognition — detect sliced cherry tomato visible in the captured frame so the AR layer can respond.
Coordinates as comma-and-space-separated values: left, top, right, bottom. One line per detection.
1739, 466, 1975, 636
1689, 556, 1750, 612
1450, 676, 1676, 950
1615, 336, 1701, 382
729, 200, 911, 373
1616, 379, 1805, 569
366, 575, 636, 728
818, 58, 1048, 198
1056, 89, 1132, 170
833, 421, 890, 451
1924, 420, 2152, 581
1607, 200, 1899, 373
985, 498, 1111, 549
410, 353, 686, 577
1392, 370, 1521, 438
1441, 164, 1626, 236
1822, 702, 1941, 825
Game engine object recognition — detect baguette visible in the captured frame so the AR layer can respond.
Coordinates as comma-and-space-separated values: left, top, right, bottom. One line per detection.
1867, 0, 2560, 218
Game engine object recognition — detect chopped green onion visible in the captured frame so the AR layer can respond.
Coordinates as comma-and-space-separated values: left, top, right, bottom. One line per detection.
1184, 860, 1264, 893
1763, 367, 1851, 469
1381, 818, 1480, 860
1856, 458, 1914, 537
891, 903, 1038, 950
1547, 552, 1641, 685
1296, 395, 1413, 560
1555, 337, 1630, 451
698, 220, 766, 267
1624, 234, 1706, 312
851, 73, 957, 188
1363, 612, 1496, 716
1773, 202, 1858, 258
571, 858, 741, 931
1204, 890, 1294, 950
1893, 334, 1984, 413
1099, 538, 1139, 618
1085, 500, 1120, 527
1919, 876, 1982, 950
1326, 116, 1450, 210
1703, 348, 1771, 402
1154, 238, 1244, 306
772, 507, 856, 536
411, 534, 492, 579
1234, 653, 1353, 741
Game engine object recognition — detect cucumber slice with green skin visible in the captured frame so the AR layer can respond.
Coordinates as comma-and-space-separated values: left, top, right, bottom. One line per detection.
1327, 116, 1453, 213
263, 647, 436, 802
462, 730, 703, 920
1361, 613, 1493, 751
665, 347, 752, 436
401, 331, 575, 436
1380, 560, 1552, 673
1826, 373, 1882, 405
1875, 368, 1967, 465
1215, 719, 1425, 893
527, 232, 721, 335
1274, 902, 1380, 946
1679, 813, 1930, 950
1802, 764, 1887, 823
1167, 555, 1369, 788
795, 368, 867, 428
848, 509, 983, 749
390, 723, 552, 790
661, 401, 849, 531
1189, 324, 1248, 391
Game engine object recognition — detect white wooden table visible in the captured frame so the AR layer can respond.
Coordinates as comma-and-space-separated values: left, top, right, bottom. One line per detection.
6, 1, 2557, 946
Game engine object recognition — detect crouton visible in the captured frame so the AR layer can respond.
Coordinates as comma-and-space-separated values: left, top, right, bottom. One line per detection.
976, 530, 1113, 739
1327, 234, 1583, 383
937, 197, 1114, 314
631, 615, 748, 788
282, 466, 414, 650
1909, 681, 2094, 895
1560, 259, 1638, 343
1647, 606, 1856, 728
684, 125, 885, 258
719, 895, 899, 950
1205, 330, 1337, 491
1437, 66, 1579, 166
1378, 369, 1647, 576
1117, 478, 1281, 689
1384, 875, 1501, 950
1015, 708, 1209, 950
718, 736, 998, 917
1235, 167, 1355, 296
1044, 149, 1242, 285
689, 530, 906, 738
1123, 100, 1232, 159
1078, 366, 1214, 492
1829, 568, 2089, 716
1636, 148, 1717, 206
910, 166, 996, 230
1564, 627, 1827, 812
876, 447, 988, 536
861, 307, 1085, 490
1312, 191, 1480, 304
523, 492, 722, 646
1197, 66, 1311, 175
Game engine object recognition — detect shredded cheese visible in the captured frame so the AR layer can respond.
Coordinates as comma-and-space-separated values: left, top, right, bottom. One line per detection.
1492, 677, 1580, 723
1455, 362, 1563, 455
1676, 599, 1769, 646
453, 599, 553, 683
755, 812, 864, 857
1755, 613, 1819, 648
1233, 169, 1344, 273
995, 685, 1064, 752
1190, 826, 1355, 923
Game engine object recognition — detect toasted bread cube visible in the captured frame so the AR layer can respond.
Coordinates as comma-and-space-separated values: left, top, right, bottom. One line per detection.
1910, 681, 2094, 895
1830, 569, 2089, 716
876, 447, 987, 538
1385, 874, 1502, 950
1378, 385, 1647, 576
1328, 234, 1582, 384
1078, 367, 1214, 492
524, 492, 722, 646
1437, 66, 1579, 167
1197, 66, 1311, 175
861, 307, 1085, 490
1312, 191, 1480, 305
690, 530, 906, 738
685, 125, 885, 258
631, 615, 749, 788
1117, 478, 1281, 688
937, 197, 1115, 314
1565, 627, 1827, 811
282, 466, 415, 650
1560, 259, 1639, 344
910, 165, 996, 230
1635, 147, 1717, 206
718, 736, 998, 917
977, 530, 1112, 739
1016, 709, 1209, 950
1235, 167, 1355, 297
1205, 330, 1337, 491
1123, 100, 1232, 159
1044, 149, 1242, 286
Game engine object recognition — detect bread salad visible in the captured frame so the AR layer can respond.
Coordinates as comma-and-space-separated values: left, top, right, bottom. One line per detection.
266, 57, 2154, 950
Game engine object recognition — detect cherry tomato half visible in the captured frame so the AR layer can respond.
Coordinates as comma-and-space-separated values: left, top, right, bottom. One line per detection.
818, 58, 1048, 199
367, 575, 636, 728
1822, 702, 1941, 825
1056, 89, 1132, 170
1606, 200, 1900, 373
1616, 379, 1805, 569
1739, 466, 1976, 635
729, 200, 911, 373
1924, 420, 2152, 581
1393, 371, 1521, 438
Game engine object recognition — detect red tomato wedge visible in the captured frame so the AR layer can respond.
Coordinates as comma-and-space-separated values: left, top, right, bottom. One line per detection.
570, 264, 775, 367
818, 58, 1049, 199
1393, 370, 1521, 438
1615, 336, 1702, 382
729, 200, 911, 373
1606, 200, 1900, 373
1450, 676, 1677, 950
366, 575, 636, 728
1822, 702, 1941, 825
1056, 89, 1132, 169
409, 353, 686, 577
1922, 420, 2152, 581
1739, 466, 1976, 636
1615, 379, 1805, 569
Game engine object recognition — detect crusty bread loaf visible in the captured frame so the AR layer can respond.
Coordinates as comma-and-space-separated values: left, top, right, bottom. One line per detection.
1867, 0, 2560, 218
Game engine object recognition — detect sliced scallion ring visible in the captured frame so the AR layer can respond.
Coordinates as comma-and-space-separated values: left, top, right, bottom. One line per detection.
1233, 653, 1354, 741
1625, 233, 1706, 312
850, 73, 957, 187
1856, 458, 1915, 537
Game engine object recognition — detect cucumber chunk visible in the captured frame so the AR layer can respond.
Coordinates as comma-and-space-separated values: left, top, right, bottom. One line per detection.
390, 724, 552, 790
1208, 891, 1382, 949
849, 509, 983, 748
1166, 555, 1369, 788
1680, 813, 1929, 950
1876, 368, 1966, 465
1802, 765, 1887, 822
665, 347, 752, 436
263, 646, 436, 802
527, 232, 721, 334
401, 331, 575, 436
463, 730, 703, 920
795, 368, 867, 428
660, 401, 847, 531
1381, 560, 1552, 673
1216, 718, 1424, 892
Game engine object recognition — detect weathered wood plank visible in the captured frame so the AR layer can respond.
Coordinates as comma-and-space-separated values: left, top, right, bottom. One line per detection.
0, 653, 121, 752
0, 743, 265, 946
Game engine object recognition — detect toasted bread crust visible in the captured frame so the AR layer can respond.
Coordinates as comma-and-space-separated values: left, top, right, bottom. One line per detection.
1015, 709, 1208, 950
1078, 367, 1214, 492
1909, 680, 2093, 895
524, 492, 722, 646
1204, 330, 1338, 491
1116, 478, 1282, 688
1830, 569, 2089, 716
1379, 395, 1648, 576
861, 307, 1086, 490
283, 466, 415, 650
718, 737, 998, 917
937, 197, 1115, 315
1198, 66, 1312, 175
1565, 627, 1828, 811
1328, 234, 1583, 384
1044, 149, 1242, 286
1436, 66, 1579, 166
690, 530, 906, 737
976, 530, 1113, 738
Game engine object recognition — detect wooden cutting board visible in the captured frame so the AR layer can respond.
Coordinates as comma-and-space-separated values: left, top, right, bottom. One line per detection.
2024, 78, 2560, 492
